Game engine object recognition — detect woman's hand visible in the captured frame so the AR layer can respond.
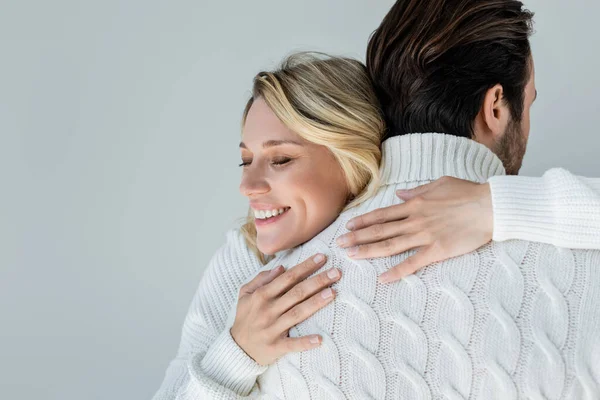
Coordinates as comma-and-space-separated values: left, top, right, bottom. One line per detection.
230, 254, 341, 366
336, 176, 494, 284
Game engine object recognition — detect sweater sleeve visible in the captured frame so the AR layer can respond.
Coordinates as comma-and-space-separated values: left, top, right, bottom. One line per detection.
151, 229, 269, 400
488, 167, 600, 249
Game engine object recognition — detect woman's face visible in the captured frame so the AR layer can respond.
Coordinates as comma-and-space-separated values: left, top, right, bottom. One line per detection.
240, 97, 349, 255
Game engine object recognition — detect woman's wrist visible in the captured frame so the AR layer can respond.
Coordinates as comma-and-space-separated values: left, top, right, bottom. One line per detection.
192, 327, 267, 395
477, 182, 494, 241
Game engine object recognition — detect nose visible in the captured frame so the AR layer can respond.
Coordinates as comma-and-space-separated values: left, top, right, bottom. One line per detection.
239, 167, 270, 197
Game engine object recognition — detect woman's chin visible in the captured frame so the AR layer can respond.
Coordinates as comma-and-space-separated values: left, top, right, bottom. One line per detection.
257, 228, 325, 256
257, 233, 299, 256
257, 240, 287, 256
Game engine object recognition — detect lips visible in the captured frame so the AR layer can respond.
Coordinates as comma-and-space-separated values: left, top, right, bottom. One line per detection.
254, 207, 290, 227
250, 203, 289, 211
253, 207, 290, 220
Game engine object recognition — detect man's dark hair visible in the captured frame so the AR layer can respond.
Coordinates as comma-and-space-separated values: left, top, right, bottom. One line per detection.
367, 0, 534, 140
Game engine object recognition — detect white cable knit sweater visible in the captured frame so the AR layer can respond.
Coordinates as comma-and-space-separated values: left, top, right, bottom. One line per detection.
153, 133, 600, 400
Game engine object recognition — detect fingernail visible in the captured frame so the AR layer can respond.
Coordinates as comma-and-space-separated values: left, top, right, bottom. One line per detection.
310, 336, 320, 344
327, 268, 339, 279
378, 273, 390, 284
321, 288, 333, 299
336, 236, 348, 246
313, 254, 325, 263
396, 189, 409, 194
346, 220, 356, 230
346, 246, 358, 257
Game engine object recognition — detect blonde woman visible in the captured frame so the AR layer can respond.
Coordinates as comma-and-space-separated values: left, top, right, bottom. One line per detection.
152, 53, 600, 399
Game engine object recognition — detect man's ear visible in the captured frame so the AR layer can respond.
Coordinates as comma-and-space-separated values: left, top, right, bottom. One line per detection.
473, 84, 510, 147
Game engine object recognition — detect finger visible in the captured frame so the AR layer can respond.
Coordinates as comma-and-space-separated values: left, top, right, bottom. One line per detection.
346, 233, 427, 259
345, 203, 409, 232
274, 267, 341, 315
276, 334, 322, 357
395, 178, 446, 200
262, 253, 327, 298
337, 219, 416, 248
378, 247, 438, 284
239, 265, 284, 297
272, 287, 336, 334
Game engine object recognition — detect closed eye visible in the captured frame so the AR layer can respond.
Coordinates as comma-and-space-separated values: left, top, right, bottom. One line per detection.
271, 157, 291, 166
239, 157, 293, 168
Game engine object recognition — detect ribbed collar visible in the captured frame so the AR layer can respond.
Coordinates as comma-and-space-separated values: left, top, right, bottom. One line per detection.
379, 133, 506, 185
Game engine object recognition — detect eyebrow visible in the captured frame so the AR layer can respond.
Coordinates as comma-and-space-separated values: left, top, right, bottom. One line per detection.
239, 139, 304, 149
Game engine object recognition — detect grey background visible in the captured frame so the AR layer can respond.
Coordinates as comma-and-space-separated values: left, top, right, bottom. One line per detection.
1, 0, 597, 399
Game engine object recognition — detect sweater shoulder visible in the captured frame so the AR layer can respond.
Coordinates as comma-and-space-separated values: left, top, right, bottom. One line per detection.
193, 228, 264, 307
214, 228, 258, 261
184, 228, 264, 331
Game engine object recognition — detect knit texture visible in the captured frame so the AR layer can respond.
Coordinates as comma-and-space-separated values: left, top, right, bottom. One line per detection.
152, 133, 600, 399
152, 229, 267, 400
489, 169, 600, 249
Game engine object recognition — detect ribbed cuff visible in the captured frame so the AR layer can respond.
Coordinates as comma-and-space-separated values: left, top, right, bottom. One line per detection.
190, 328, 267, 396
488, 174, 558, 244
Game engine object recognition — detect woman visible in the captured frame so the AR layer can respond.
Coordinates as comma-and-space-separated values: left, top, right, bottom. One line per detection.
152, 53, 600, 399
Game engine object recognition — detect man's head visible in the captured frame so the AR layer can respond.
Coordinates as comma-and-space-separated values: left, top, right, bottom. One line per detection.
367, 0, 537, 175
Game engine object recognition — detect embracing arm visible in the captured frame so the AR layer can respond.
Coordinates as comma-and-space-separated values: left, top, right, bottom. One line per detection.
151, 229, 268, 400
336, 167, 600, 283
489, 168, 600, 249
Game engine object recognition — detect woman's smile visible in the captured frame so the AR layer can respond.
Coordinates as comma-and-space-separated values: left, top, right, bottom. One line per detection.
253, 207, 291, 228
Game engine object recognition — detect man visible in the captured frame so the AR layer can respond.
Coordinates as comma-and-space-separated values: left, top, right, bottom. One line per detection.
155, 1, 600, 398
367, 0, 534, 176
248, 1, 598, 398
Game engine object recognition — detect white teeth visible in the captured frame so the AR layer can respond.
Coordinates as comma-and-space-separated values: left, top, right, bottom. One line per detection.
254, 207, 289, 220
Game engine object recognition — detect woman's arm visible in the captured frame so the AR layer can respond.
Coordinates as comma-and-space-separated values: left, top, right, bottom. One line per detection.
335, 168, 600, 283
153, 229, 342, 399
489, 168, 600, 249
151, 229, 268, 400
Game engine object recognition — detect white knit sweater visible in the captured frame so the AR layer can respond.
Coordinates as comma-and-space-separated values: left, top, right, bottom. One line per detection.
152, 133, 600, 400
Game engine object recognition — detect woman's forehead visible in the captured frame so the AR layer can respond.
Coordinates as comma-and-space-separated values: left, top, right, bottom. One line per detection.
242, 99, 307, 148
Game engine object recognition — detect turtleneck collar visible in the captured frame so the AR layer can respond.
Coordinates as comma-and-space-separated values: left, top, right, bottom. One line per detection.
379, 133, 506, 185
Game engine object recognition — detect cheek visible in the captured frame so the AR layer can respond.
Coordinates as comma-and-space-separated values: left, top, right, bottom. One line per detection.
302, 164, 348, 222
286, 160, 347, 236
305, 181, 345, 212
522, 108, 531, 140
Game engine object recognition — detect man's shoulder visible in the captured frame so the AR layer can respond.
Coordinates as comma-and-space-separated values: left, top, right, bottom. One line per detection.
432, 239, 599, 271
487, 239, 600, 262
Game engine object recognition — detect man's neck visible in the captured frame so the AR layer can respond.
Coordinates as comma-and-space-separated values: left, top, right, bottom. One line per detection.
379, 133, 506, 185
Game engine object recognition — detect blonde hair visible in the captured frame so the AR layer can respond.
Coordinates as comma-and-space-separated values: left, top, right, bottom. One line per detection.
239, 52, 385, 264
